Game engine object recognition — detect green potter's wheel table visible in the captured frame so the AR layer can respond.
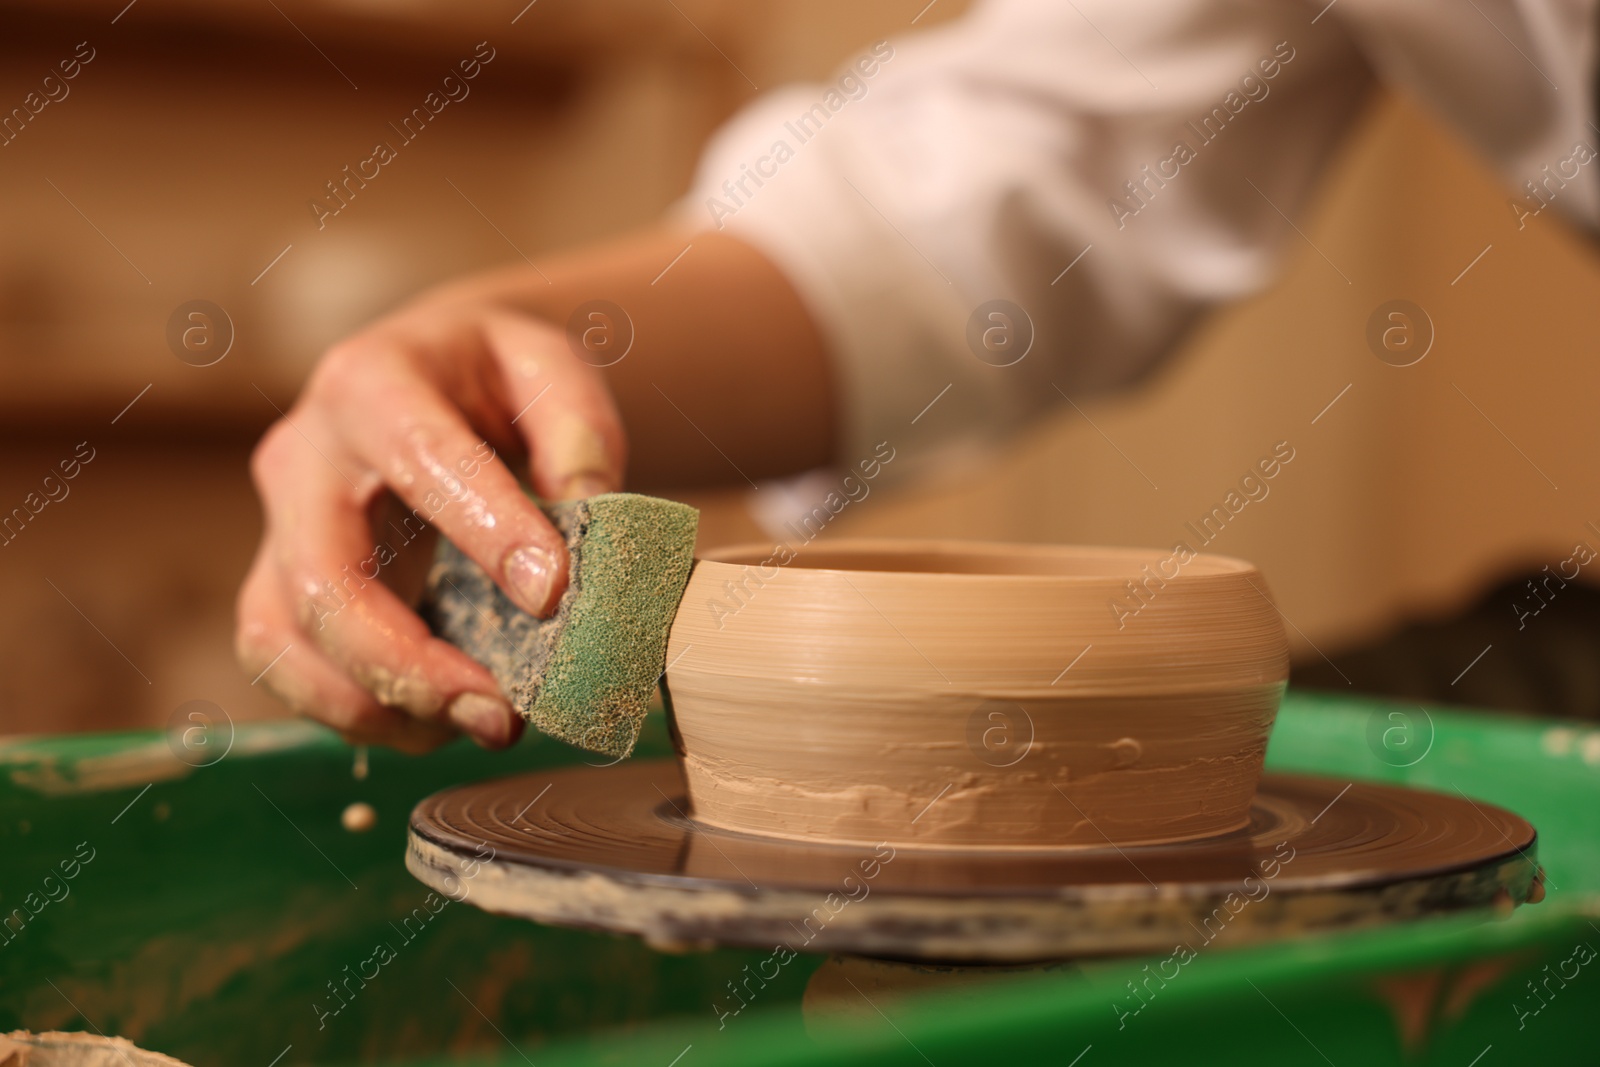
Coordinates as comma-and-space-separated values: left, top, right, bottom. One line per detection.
2, 692, 1597, 1066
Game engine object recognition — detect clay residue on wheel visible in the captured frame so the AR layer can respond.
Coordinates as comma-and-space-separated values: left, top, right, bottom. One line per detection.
1, 1031, 194, 1067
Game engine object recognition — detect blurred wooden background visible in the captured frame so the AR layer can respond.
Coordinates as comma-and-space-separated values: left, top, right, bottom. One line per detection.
2, 0, 1597, 735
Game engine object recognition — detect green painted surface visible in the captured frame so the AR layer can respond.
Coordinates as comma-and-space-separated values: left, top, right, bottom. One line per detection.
2, 691, 1596, 1065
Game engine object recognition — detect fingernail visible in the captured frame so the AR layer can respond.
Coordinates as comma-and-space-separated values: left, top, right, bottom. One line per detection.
558, 472, 613, 500
448, 692, 516, 748
547, 415, 615, 498
504, 546, 559, 616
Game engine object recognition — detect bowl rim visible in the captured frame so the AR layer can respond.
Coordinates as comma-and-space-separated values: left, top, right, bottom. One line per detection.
694, 538, 1261, 582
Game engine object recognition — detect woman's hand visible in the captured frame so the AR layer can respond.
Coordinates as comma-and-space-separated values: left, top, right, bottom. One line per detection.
236, 227, 835, 751
236, 297, 626, 752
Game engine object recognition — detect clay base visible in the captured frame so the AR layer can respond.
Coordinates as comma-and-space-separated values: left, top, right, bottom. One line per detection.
406, 760, 1540, 963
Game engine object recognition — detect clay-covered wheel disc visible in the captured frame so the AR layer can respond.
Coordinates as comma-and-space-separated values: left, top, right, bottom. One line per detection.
406, 761, 1538, 962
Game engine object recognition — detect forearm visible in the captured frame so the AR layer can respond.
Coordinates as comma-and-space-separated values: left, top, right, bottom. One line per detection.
434, 226, 838, 491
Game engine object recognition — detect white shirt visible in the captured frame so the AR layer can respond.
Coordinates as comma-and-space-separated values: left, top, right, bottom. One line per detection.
675, 0, 1598, 481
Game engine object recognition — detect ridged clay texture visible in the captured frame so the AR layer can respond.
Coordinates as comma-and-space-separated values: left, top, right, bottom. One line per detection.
665, 540, 1291, 850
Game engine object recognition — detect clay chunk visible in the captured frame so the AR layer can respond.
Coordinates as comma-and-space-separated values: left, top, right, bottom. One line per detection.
0, 1032, 193, 1067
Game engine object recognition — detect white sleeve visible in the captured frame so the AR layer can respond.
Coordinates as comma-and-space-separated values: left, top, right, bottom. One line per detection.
673, 0, 1598, 482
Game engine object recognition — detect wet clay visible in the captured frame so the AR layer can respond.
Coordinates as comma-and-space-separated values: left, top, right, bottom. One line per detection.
665, 540, 1290, 849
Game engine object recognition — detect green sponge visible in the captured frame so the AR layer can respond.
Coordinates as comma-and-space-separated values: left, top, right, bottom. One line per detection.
422, 492, 699, 758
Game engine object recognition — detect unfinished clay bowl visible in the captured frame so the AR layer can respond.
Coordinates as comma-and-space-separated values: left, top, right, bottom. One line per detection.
664, 540, 1290, 850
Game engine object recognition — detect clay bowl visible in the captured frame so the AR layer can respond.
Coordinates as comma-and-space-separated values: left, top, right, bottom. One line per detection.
663, 540, 1290, 851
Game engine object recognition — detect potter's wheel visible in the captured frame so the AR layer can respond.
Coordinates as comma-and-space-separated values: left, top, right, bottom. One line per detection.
406, 760, 1539, 962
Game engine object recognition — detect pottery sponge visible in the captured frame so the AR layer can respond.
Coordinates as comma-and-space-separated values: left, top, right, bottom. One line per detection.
422, 493, 698, 758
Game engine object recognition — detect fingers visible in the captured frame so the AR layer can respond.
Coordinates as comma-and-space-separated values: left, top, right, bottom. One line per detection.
482, 313, 628, 502
249, 419, 523, 748
324, 343, 573, 619
236, 543, 466, 754
240, 305, 630, 751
